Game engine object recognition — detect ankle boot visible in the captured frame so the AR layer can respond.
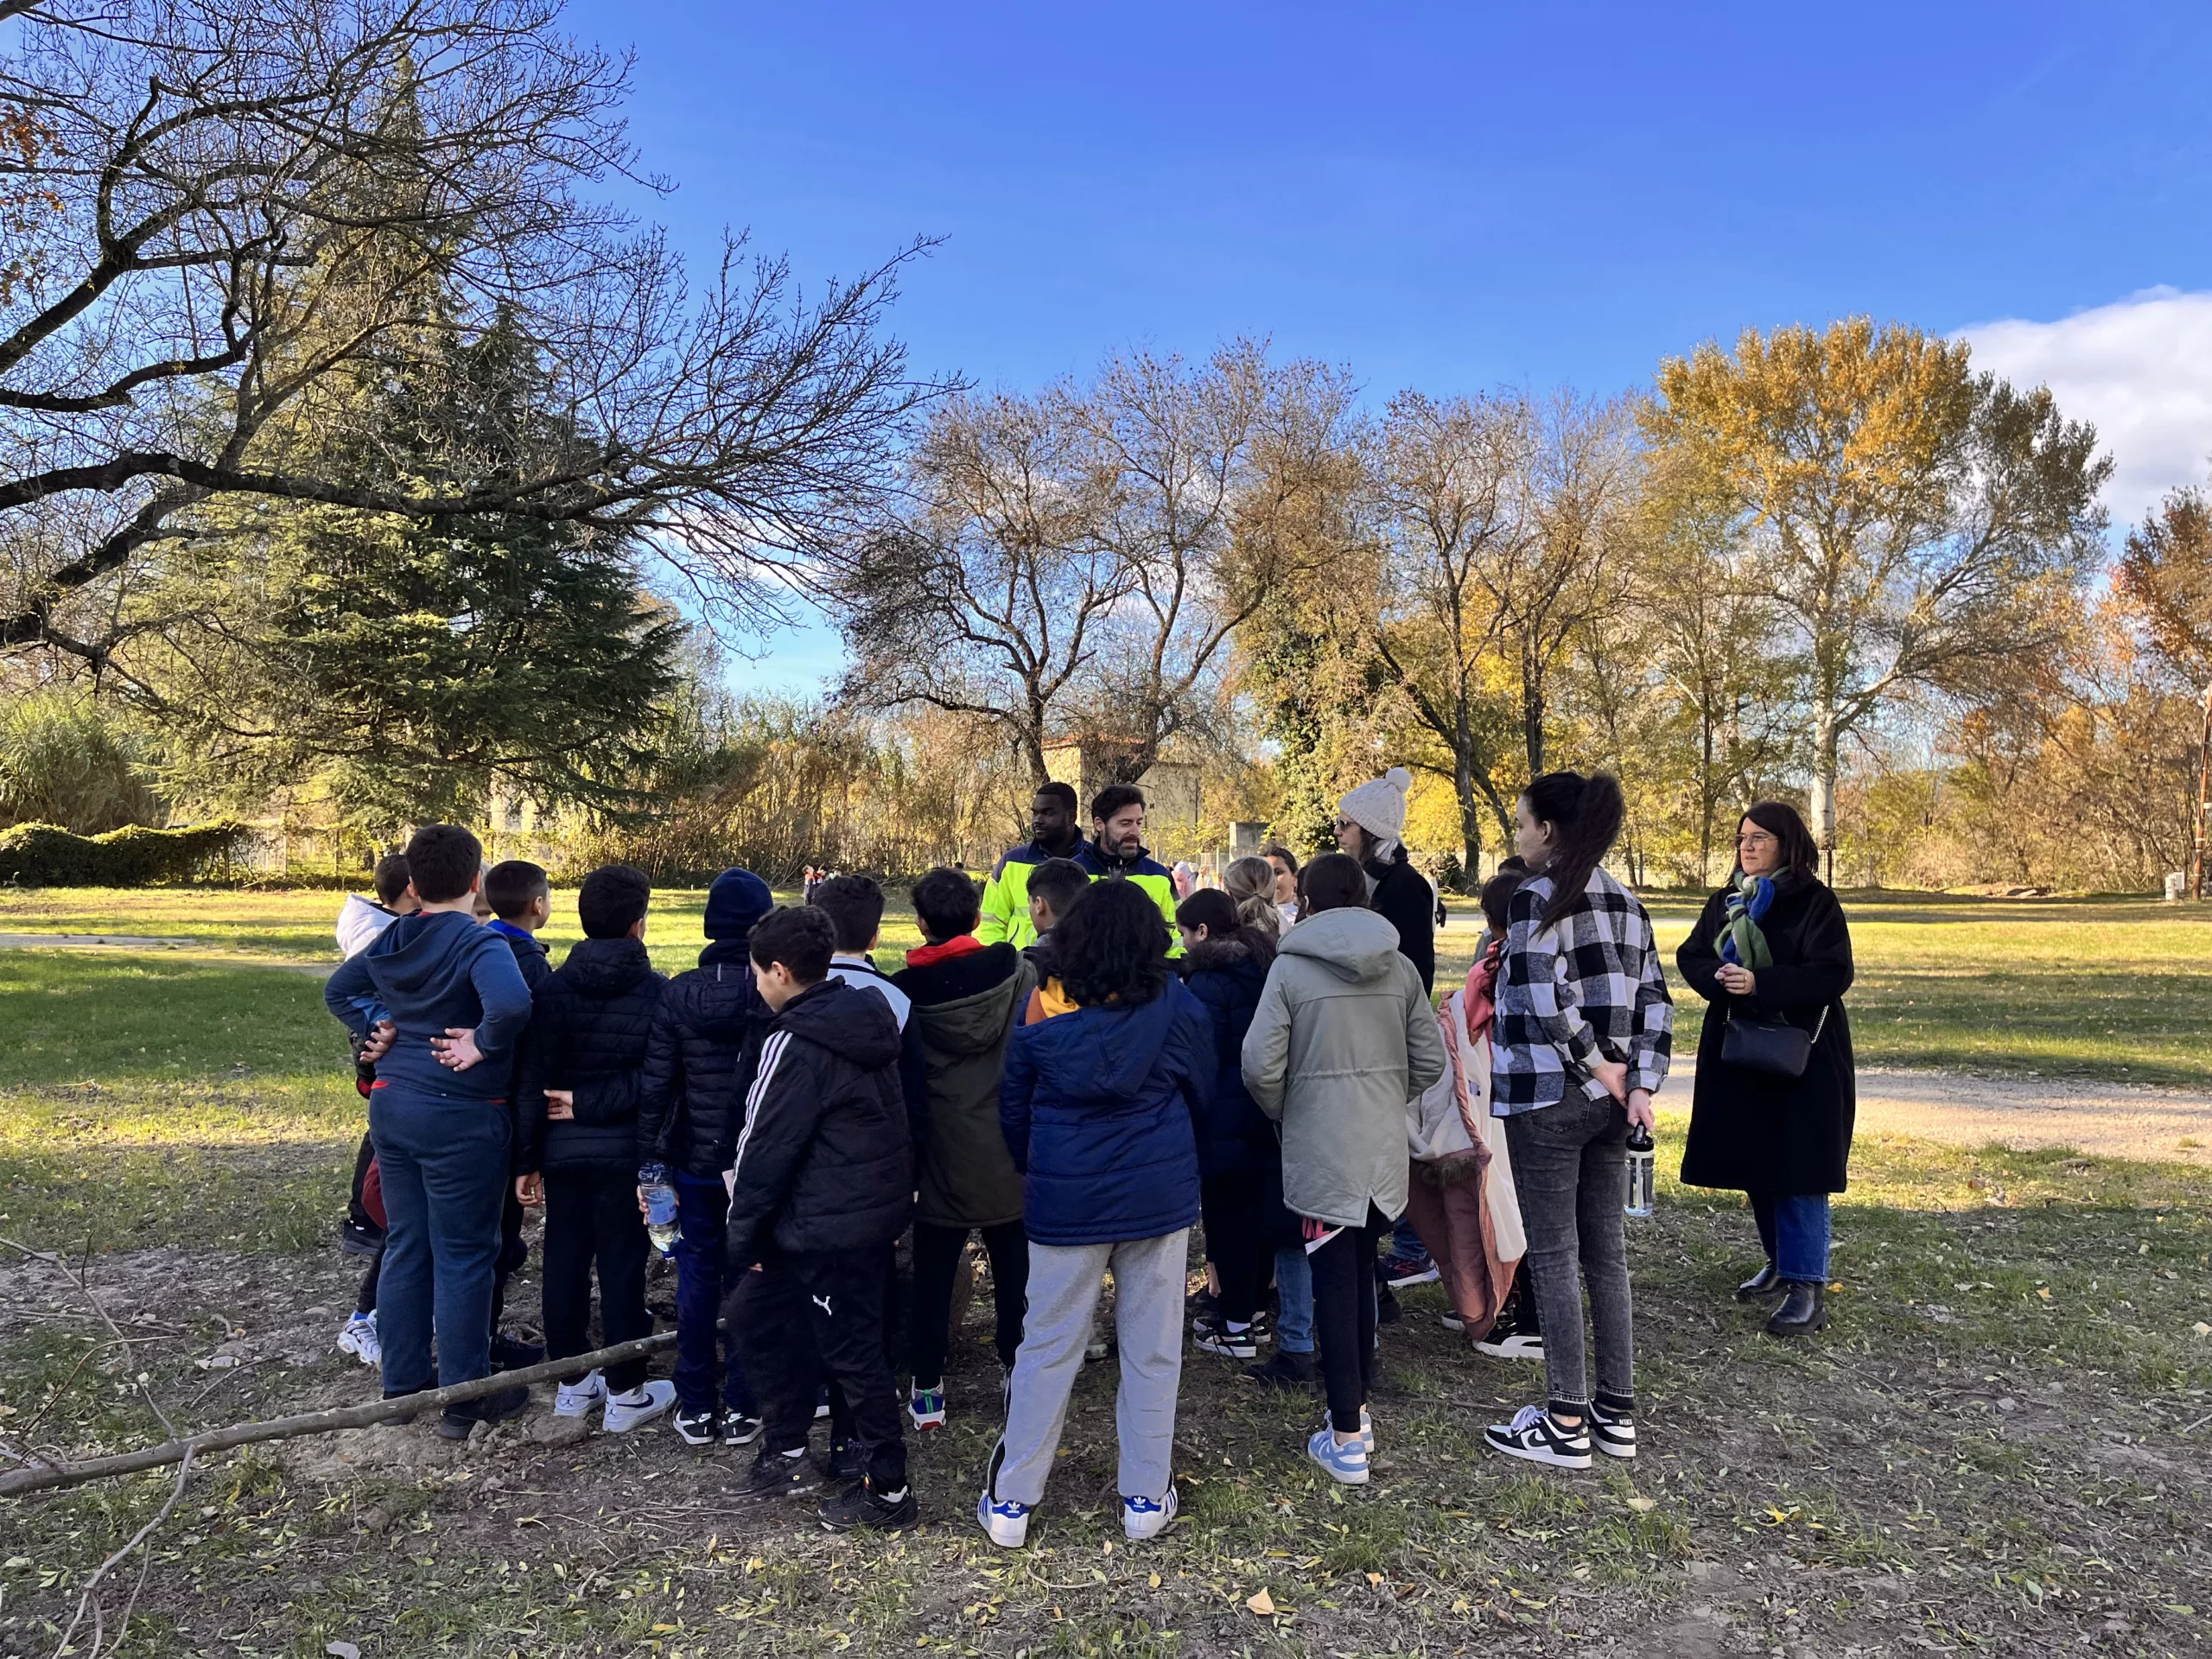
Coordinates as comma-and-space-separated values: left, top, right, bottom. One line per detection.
1735, 1260, 1784, 1301
1764, 1280, 1827, 1337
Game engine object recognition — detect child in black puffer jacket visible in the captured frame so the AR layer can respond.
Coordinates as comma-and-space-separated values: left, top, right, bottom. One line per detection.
514, 865, 673, 1433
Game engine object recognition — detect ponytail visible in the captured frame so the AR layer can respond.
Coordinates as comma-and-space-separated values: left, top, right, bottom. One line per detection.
1222, 855, 1283, 942
1522, 770, 1625, 930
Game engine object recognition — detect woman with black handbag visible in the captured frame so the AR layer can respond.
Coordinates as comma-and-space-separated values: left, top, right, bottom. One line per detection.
1677, 802, 1856, 1338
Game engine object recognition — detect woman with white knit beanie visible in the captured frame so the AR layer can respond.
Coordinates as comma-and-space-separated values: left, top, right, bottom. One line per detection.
1335, 767, 1435, 995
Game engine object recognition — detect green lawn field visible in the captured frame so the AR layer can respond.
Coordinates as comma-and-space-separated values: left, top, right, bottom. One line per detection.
3, 887, 2210, 1655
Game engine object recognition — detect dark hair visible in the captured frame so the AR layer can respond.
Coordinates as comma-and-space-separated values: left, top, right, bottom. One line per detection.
1300, 851, 1369, 915
1027, 857, 1090, 922
911, 866, 982, 942
810, 873, 886, 953
1033, 780, 1077, 812
577, 863, 651, 939
402, 823, 483, 905
1055, 877, 1171, 1007
1478, 867, 1526, 935
372, 854, 411, 907
1260, 842, 1300, 874
1520, 771, 1626, 928
1738, 800, 1820, 883
484, 859, 550, 921
1176, 887, 1279, 969
1090, 783, 1145, 825
747, 904, 835, 986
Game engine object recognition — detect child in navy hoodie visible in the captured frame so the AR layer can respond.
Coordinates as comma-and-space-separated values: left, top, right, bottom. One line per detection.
324, 823, 536, 1439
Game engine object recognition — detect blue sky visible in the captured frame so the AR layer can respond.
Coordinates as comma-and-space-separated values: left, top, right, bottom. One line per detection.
559, 0, 2212, 690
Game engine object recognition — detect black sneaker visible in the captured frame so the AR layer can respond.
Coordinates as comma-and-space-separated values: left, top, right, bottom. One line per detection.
720, 1408, 763, 1446
1588, 1397, 1636, 1460
818, 1479, 918, 1533
1185, 1285, 1220, 1327
1475, 1325, 1544, 1361
379, 1389, 421, 1427
340, 1217, 385, 1260
674, 1407, 720, 1446
1243, 1348, 1318, 1389
1375, 1283, 1402, 1325
438, 1384, 530, 1440
823, 1437, 864, 1482
1192, 1312, 1260, 1360
1484, 1404, 1592, 1470
743, 1446, 822, 1501
489, 1333, 544, 1371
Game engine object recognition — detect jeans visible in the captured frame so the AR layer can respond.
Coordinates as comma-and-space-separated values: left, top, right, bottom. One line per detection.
672, 1172, 753, 1414
367, 1086, 508, 1396
1311, 1211, 1385, 1433
1502, 1092, 1635, 1417
988, 1230, 1187, 1508
737, 1246, 906, 1491
911, 1217, 1029, 1387
1273, 1245, 1314, 1354
542, 1170, 653, 1394
1385, 1213, 1430, 1266
1751, 1192, 1832, 1282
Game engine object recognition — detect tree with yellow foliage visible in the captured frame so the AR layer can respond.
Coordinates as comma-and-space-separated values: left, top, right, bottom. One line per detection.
1644, 319, 2109, 872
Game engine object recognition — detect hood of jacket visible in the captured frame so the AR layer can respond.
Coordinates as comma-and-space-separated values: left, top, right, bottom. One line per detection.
561, 935, 657, 999
1184, 935, 1267, 977
915, 965, 1025, 1058
359, 909, 493, 1000
775, 976, 900, 1071
1046, 987, 1185, 1104
1278, 906, 1404, 983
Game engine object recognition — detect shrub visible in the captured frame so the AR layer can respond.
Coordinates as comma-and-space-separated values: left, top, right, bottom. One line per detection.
0, 821, 249, 887
0, 692, 161, 833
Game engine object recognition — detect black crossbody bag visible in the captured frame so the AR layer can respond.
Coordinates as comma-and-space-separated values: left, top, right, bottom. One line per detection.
1720, 1002, 1829, 1079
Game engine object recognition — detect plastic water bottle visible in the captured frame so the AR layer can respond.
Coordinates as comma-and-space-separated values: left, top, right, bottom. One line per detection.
1624, 1125, 1656, 1218
639, 1161, 679, 1257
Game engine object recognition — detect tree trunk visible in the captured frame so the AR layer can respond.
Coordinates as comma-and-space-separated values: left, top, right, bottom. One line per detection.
1809, 702, 1840, 886
1456, 749, 1484, 886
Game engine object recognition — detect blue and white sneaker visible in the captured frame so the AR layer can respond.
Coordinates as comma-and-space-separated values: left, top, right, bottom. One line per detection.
554, 1370, 607, 1418
1306, 1426, 1370, 1485
909, 1384, 947, 1431
337, 1311, 381, 1368
1122, 1486, 1178, 1541
977, 1490, 1033, 1548
1360, 1405, 1376, 1458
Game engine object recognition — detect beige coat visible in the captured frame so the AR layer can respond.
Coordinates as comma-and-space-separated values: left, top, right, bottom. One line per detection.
1241, 906, 1446, 1229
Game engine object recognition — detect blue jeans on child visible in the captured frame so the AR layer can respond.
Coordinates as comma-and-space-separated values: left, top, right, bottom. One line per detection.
1751, 1192, 1831, 1282
673, 1172, 755, 1415
1272, 1244, 1314, 1356
368, 1086, 508, 1397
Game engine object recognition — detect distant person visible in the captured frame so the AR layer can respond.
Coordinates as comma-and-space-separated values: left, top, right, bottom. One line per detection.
1262, 843, 1301, 928
512, 864, 675, 1433
1242, 853, 1445, 1487
1484, 772, 1671, 1472
1075, 785, 1182, 956
1020, 856, 1090, 1025
323, 823, 535, 1439
1676, 802, 1856, 1339
981, 880, 1213, 1550
639, 867, 777, 1447
724, 905, 917, 1531
334, 853, 416, 1369
892, 868, 1036, 1432
978, 782, 1090, 950
1171, 860, 1197, 902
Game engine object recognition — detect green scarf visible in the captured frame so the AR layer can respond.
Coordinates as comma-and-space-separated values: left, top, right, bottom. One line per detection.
1720, 873, 1775, 969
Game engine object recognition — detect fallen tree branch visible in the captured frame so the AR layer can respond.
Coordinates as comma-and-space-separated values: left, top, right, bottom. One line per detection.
0, 1331, 677, 1498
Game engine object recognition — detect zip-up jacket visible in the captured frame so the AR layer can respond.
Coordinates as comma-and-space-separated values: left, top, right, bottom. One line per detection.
1074, 842, 1185, 958
723, 977, 912, 1269
638, 942, 772, 1179
893, 941, 1035, 1228
513, 937, 667, 1176
977, 835, 1090, 949
324, 909, 534, 1103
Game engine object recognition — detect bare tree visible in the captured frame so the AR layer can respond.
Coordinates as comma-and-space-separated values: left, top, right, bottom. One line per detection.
0, 0, 942, 671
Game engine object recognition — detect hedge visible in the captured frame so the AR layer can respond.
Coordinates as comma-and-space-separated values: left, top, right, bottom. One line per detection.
0, 821, 251, 886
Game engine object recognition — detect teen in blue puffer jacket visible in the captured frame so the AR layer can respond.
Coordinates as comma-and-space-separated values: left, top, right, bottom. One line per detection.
982, 880, 1212, 1552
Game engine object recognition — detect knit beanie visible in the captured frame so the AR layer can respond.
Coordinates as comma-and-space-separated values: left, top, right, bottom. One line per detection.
702, 867, 774, 939
1338, 767, 1412, 857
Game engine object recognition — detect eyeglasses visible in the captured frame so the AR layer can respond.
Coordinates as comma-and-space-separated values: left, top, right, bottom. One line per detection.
1736, 832, 1776, 848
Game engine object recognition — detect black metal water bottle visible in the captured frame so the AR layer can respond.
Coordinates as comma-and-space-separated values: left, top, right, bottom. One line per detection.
1624, 1124, 1656, 1218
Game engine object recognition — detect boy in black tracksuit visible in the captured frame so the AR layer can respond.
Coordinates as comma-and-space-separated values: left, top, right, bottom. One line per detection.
724, 905, 916, 1532
513, 865, 673, 1430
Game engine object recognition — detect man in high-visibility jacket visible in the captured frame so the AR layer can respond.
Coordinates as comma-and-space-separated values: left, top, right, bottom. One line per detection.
1075, 784, 1182, 957
976, 782, 1090, 950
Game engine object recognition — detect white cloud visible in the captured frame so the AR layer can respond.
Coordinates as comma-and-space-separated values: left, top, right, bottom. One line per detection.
1959, 287, 2212, 531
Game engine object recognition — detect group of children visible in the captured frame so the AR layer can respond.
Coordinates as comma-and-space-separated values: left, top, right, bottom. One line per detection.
325, 767, 1652, 1540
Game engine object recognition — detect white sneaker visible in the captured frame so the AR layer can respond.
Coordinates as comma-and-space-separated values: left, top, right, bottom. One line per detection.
554, 1370, 607, 1418
604, 1379, 677, 1433
978, 1490, 1033, 1548
337, 1312, 381, 1367
1360, 1405, 1376, 1458
1122, 1486, 1177, 1541
1476, 1327, 1545, 1360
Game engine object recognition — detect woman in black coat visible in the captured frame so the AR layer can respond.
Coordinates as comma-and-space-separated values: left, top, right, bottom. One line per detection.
1676, 802, 1855, 1338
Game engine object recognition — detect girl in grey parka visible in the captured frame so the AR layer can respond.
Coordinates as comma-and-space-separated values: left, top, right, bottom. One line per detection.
1242, 853, 1445, 1486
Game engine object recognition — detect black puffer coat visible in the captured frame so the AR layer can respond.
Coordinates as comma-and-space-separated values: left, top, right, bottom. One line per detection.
1677, 875, 1857, 1195
721, 976, 912, 1271
638, 942, 771, 1179
512, 937, 666, 1177
1367, 851, 1437, 994
1180, 936, 1274, 1178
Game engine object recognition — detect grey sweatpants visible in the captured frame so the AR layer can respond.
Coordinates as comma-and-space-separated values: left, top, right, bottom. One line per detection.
987, 1229, 1187, 1507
